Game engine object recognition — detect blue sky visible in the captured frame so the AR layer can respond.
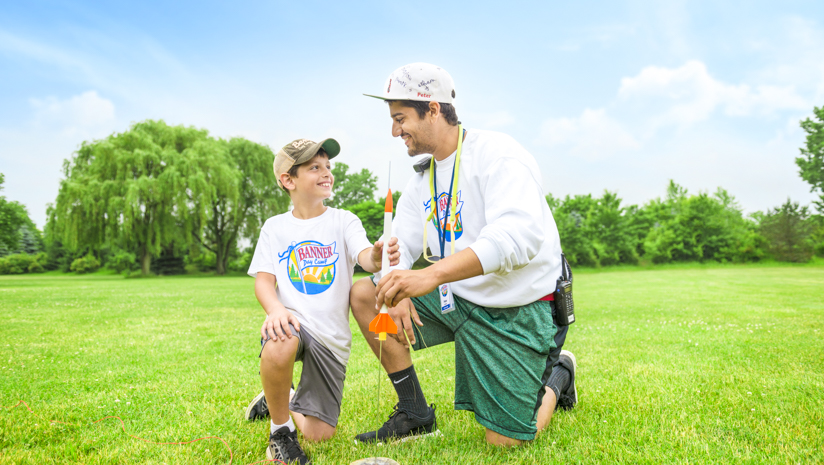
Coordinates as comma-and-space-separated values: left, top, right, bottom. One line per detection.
2, 0, 823, 227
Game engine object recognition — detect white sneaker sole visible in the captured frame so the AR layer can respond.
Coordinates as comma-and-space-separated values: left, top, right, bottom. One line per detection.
354, 429, 442, 446
245, 390, 267, 421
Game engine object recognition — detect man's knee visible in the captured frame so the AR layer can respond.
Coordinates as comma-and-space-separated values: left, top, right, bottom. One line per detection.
350, 277, 377, 322
484, 428, 523, 447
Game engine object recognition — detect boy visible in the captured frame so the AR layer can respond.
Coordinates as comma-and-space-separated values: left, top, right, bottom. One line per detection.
246, 137, 398, 464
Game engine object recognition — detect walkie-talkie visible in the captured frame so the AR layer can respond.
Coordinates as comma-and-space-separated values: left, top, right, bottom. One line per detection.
553, 254, 575, 326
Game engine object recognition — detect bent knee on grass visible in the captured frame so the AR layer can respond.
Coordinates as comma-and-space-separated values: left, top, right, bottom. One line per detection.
484, 428, 524, 447
299, 416, 336, 442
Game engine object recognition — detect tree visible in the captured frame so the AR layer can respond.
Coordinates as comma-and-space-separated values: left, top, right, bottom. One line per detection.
51, 120, 214, 274
759, 199, 814, 262
348, 201, 384, 243
190, 138, 290, 275
0, 173, 42, 257
797, 106, 824, 212
642, 183, 764, 263
327, 162, 378, 209
546, 193, 597, 266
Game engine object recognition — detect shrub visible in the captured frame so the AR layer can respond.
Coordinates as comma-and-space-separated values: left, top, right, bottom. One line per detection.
0, 253, 46, 275
70, 254, 101, 274
109, 250, 137, 274
228, 251, 253, 272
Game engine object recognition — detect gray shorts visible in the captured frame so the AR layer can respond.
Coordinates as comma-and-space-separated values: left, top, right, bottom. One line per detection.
259, 325, 346, 427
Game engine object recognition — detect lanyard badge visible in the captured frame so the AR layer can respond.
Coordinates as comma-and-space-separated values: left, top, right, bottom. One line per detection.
422, 124, 463, 264
422, 125, 464, 314
439, 283, 455, 314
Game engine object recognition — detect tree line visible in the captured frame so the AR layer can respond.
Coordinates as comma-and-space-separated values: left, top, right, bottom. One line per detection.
2, 106, 824, 275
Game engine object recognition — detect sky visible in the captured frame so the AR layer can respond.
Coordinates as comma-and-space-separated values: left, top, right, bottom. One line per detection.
1, 0, 823, 228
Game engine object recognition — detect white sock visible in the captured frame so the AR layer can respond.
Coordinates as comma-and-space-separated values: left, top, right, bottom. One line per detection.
271, 417, 295, 433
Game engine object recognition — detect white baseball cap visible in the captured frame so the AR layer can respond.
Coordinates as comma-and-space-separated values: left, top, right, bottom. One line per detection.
364, 63, 456, 104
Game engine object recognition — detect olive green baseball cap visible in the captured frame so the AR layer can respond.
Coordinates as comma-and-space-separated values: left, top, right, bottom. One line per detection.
273, 138, 340, 188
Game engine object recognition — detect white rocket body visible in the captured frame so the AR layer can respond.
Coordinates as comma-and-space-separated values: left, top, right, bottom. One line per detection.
379, 210, 392, 314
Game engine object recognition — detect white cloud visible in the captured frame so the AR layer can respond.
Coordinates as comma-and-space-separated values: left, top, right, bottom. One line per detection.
618, 60, 809, 127
29, 91, 116, 137
537, 108, 639, 161
0, 28, 96, 78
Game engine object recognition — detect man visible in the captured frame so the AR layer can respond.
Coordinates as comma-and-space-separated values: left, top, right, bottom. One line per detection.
350, 62, 578, 447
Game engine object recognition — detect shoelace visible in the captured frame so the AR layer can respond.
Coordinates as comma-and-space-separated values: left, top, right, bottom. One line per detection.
382, 404, 411, 428
278, 431, 305, 460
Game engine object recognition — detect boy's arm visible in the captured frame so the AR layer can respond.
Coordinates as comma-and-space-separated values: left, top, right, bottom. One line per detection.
357, 237, 400, 273
254, 272, 301, 341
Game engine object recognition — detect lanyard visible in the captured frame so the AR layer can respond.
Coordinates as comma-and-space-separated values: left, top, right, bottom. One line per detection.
425, 124, 464, 259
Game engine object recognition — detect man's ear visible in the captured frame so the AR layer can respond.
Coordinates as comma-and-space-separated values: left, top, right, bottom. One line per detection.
280, 172, 295, 191
428, 101, 441, 120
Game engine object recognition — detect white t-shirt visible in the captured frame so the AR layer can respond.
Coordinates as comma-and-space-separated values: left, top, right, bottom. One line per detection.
390, 128, 563, 307
248, 207, 373, 365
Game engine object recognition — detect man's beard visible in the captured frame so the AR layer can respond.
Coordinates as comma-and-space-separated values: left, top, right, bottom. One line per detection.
406, 125, 437, 156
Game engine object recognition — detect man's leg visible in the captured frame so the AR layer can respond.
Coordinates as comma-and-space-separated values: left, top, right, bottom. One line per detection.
350, 277, 412, 373
350, 277, 437, 443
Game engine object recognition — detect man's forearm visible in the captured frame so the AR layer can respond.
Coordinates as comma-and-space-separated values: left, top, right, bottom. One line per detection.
424, 247, 484, 285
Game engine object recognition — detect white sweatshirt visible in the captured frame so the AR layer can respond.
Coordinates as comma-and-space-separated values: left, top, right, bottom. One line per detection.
391, 129, 563, 308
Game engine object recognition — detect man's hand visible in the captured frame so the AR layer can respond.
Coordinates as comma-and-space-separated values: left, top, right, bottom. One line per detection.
371, 236, 400, 270
261, 304, 301, 341
376, 268, 439, 309
387, 298, 423, 348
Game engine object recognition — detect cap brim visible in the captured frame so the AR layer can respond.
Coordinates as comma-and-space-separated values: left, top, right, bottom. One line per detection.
363, 93, 389, 101
292, 138, 340, 165
319, 138, 340, 159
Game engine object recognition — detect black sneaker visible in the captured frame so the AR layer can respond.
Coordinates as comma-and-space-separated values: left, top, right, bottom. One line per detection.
267, 426, 310, 465
555, 350, 578, 411
355, 404, 438, 444
245, 391, 268, 421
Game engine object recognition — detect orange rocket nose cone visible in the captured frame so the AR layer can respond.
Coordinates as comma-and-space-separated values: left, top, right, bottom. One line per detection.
384, 189, 393, 213
369, 312, 398, 335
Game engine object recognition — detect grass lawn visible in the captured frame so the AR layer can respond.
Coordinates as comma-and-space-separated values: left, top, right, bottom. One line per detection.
1, 263, 823, 464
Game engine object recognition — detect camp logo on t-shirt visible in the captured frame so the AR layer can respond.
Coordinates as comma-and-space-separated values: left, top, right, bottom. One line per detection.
278, 240, 339, 295
423, 190, 464, 242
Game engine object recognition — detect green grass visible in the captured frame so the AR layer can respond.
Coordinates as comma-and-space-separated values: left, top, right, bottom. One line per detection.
1, 263, 823, 464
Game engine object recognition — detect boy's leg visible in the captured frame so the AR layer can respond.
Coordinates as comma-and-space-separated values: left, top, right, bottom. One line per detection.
260, 336, 299, 425
288, 327, 345, 442
260, 330, 311, 464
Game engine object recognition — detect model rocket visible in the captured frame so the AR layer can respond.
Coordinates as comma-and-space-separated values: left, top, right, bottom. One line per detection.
368, 188, 399, 341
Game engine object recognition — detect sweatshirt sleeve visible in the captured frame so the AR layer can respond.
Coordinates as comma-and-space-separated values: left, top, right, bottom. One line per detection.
468, 157, 546, 275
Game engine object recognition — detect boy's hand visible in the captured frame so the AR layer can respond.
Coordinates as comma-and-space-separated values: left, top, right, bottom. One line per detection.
261, 305, 301, 341
371, 237, 400, 270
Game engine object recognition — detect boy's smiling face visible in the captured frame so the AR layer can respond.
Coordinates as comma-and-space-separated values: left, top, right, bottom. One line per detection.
286, 153, 334, 201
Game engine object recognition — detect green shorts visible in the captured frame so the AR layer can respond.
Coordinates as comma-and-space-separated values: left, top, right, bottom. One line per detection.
410, 288, 557, 440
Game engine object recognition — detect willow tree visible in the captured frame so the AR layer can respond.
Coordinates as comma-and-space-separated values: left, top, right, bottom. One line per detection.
190, 138, 290, 275
52, 120, 214, 274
